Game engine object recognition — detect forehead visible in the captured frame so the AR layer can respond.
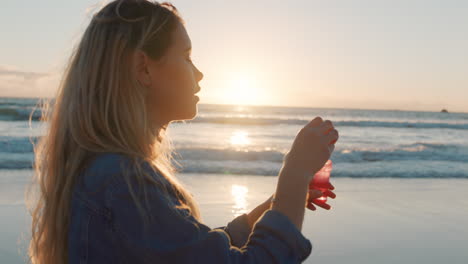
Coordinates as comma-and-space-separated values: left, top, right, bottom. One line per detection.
172, 22, 191, 49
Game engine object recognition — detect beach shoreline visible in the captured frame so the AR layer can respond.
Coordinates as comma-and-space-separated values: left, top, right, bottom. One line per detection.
2, 172, 467, 263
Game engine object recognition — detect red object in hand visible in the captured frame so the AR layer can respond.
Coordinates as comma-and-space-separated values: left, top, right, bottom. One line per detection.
309, 159, 332, 203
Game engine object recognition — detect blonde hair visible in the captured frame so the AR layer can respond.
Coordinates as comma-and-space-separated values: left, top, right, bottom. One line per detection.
26, 1, 201, 263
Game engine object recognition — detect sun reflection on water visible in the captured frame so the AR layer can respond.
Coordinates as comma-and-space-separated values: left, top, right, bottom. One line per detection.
230, 130, 250, 146
231, 184, 248, 217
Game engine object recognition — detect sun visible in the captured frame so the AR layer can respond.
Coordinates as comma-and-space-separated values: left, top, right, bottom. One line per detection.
224, 74, 262, 105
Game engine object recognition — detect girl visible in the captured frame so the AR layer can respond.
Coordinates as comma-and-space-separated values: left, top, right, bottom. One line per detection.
27, 0, 338, 263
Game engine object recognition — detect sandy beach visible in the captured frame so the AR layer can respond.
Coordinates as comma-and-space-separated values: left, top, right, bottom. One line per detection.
2, 170, 467, 263
182, 174, 468, 264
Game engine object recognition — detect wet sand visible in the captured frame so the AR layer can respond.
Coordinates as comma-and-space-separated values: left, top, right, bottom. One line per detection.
1, 170, 467, 263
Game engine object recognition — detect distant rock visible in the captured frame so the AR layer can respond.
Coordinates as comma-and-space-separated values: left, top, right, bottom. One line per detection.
441, 109, 449, 113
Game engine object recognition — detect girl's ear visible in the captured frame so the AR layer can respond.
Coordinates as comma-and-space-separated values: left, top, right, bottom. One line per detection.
133, 50, 152, 87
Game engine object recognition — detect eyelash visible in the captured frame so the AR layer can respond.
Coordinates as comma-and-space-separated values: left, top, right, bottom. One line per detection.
187, 56, 193, 63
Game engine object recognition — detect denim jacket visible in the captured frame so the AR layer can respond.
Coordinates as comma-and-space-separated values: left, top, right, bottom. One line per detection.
68, 153, 312, 263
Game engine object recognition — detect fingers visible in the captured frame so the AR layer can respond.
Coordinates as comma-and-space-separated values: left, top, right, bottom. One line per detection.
323, 189, 336, 199
307, 196, 332, 209
319, 120, 334, 134
303, 118, 339, 150
307, 198, 332, 210
304, 116, 323, 129
326, 129, 338, 155
306, 202, 316, 211
328, 144, 335, 154
325, 129, 339, 144
313, 201, 331, 210
307, 182, 336, 211
305, 193, 317, 211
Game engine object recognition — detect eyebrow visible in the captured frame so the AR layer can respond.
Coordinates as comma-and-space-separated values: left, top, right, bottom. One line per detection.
184, 47, 192, 52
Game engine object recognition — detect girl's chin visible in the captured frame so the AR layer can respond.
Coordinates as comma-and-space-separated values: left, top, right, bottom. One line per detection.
177, 107, 199, 121
188, 106, 198, 119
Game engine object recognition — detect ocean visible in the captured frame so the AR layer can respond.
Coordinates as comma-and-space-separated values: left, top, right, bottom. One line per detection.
1, 96, 467, 178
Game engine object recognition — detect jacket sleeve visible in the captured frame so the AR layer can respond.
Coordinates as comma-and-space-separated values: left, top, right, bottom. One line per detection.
108, 173, 313, 263
213, 213, 252, 248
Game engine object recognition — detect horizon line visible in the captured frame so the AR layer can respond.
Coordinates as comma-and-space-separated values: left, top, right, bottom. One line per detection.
0, 95, 465, 114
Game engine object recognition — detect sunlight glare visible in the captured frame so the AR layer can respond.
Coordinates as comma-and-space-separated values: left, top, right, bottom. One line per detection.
230, 130, 250, 146
224, 74, 261, 105
231, 184, 248, 217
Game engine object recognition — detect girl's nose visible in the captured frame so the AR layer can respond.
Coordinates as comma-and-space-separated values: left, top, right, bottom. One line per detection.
194, 65, 203, 82
197, 70, 204, 82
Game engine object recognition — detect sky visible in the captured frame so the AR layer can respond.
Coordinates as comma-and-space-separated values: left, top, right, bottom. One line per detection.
1, 0, 467, 112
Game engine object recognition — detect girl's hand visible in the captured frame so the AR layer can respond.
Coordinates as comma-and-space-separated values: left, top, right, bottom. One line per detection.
306, 182, 336, 210
246, 194, 276, 229
283, 117, 339, 181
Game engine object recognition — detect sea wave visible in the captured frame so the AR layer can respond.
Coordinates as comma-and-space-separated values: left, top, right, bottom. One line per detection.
0, 136, 38, 153
176, 143, 468, 163
2, 137, 467, 162
0, 106, 42, 121
174, 143, 468, 163
189, 117, 468, 130
0, 153, 33, 169
3, 156, 467, 178
177, 160, 468, 178
2, 139, 467, 172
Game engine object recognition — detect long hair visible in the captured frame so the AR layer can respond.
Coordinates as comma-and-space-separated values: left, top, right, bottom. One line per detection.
26, 1, 201, 263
